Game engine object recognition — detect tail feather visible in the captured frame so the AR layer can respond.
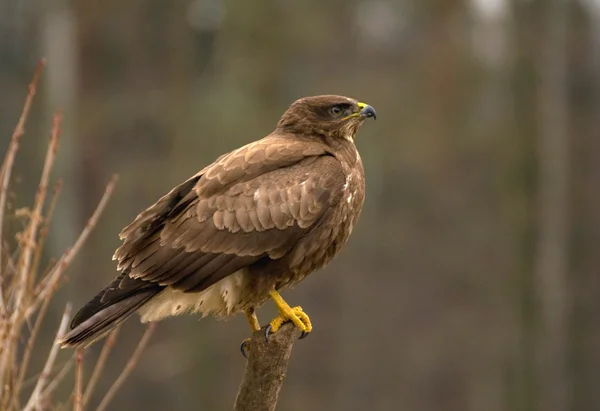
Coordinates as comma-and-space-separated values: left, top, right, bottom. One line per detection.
59, 277, 162, 348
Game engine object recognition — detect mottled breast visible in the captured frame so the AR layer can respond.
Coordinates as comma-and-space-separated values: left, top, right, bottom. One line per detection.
267, 147, 366, 290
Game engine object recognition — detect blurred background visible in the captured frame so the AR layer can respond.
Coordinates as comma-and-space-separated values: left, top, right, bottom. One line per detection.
1, 0, 599, 410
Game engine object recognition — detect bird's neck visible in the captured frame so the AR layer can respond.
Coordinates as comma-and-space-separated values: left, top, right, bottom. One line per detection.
324, 134, 361, 166
274, 128, 361, 166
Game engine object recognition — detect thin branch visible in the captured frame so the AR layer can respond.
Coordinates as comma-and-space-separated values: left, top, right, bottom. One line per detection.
30, 179, 63, 288
96, 323, 156, 411
20, 356, 72, 392
30, 174, 118, 314
41, 355, 76, 399
23, 303, 72, 411
233, 323, 300, 411
0, 59, 45, 288
1, 110, 59, 409
13, 180, 64, 401
74, 349, 84, 411
10, 111, 61, 323
82, 326, 121, 407
13, 279, 57, 400
13, 111, 61, 309
0, 61, 45, 401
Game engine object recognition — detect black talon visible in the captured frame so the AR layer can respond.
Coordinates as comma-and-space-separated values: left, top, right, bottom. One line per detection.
265, 324, 273, 341
266, 324, 310, 340
240, 340, 250, 358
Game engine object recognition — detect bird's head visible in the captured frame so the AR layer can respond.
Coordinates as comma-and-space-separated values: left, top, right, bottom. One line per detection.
277, 95, 376, 142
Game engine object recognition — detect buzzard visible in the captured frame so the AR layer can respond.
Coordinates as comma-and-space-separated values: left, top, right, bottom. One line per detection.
59, 95, 376, 349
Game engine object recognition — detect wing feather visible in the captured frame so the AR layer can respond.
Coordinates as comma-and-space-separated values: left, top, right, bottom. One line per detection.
113, 136, 345, 294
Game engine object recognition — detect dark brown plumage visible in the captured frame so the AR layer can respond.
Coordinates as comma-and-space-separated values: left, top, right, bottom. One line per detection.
59, 95, 376, 348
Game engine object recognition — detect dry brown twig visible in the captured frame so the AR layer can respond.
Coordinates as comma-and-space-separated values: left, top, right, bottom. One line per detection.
41, 354, 76, 399
13, 274, 57, 399
22, 304, 71, 411
0, 61, 46, 404
0, 60, 47, 411
13, 110, 61, 311
11, 115, 62, 405
74, 349, 84, 411
82, 326, 121, 408
0, 59, 45, 283
27, 173, 119, 319
96, 323, 157, 411
30, 179, 63, 285
0, 61, 155, 411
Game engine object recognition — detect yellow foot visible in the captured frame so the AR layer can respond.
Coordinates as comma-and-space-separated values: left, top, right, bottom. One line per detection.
266, 290, 312, 340
266, 306, 312, 339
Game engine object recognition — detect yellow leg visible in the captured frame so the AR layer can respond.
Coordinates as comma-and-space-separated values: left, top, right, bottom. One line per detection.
241, 308, 261, 358
268, 290, 312, 335
245, 308, 261, 332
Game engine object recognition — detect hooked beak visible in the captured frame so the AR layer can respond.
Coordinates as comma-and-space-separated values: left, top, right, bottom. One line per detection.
357, 102, 377, 120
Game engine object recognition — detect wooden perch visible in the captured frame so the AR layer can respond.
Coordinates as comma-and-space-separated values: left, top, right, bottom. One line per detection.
233, 323, 300, 411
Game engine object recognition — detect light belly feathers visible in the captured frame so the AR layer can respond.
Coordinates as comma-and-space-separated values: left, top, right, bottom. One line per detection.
138, 269, 247, 322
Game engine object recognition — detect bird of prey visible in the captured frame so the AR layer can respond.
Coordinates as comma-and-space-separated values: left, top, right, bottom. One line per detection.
59, 95, 376, 349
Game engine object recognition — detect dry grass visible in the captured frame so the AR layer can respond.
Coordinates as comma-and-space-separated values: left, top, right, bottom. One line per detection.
0, 61, 155, 410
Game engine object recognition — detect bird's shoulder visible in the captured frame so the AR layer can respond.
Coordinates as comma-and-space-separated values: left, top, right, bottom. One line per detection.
195, 133, 331, 195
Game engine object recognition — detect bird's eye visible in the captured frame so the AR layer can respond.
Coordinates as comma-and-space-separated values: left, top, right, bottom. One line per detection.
330, 106, 343, 116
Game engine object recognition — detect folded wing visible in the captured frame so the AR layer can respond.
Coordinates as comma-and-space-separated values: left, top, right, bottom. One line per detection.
66, 136, 345, 337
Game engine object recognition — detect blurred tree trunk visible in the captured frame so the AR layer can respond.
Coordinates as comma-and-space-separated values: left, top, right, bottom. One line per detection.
41, 3, 80, 255
570, 4, 600, 410
533, 1, 571, 411
509, 1, 539, 410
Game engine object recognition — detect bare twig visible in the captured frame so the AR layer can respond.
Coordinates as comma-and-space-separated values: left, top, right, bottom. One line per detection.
13, 280, 57, 401
82, 326, 121, 407
0, 59, 45, 284
1, 110, 60, 409
41, 354, 76, 399
10, 111, 60, 325
74, 349, 84, 411
96, 323, 157, 411
0, 61, 46, 401
23, 303, 72, 411
30, 174, 118, 312
13, 138, 60, 406
19, 110, 61, 266
30, 179, 63, 287
233, 323, 300, 411
20, 356, 71, 392
0, 61, 129, 411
